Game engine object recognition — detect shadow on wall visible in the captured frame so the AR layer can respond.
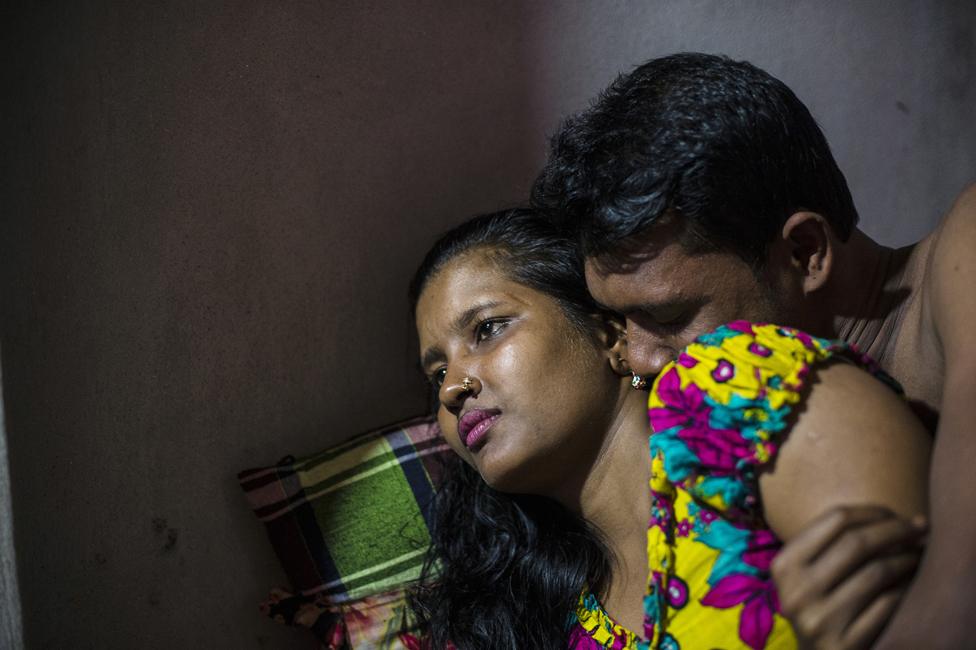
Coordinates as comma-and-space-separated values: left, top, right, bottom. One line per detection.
0, 2, 542, 649
0, 351, 24, 649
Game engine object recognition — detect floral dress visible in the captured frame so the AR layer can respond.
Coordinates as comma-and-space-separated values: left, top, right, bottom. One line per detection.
569, 321, 897, 650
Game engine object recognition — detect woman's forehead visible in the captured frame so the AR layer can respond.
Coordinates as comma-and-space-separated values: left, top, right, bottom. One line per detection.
419, 251, 506, 308
418, 263, 511, 327
415, 255, 545, 342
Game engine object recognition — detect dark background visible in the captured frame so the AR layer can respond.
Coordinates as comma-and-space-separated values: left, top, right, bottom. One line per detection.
2, 2, 973, 648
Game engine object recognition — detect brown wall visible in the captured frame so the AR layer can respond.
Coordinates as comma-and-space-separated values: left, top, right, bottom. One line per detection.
2, 2, 973, 648
1, 3, 543, 648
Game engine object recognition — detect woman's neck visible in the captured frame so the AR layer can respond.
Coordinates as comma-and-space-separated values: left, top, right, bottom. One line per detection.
555, 386, 652, 610
576, 390, 651, 530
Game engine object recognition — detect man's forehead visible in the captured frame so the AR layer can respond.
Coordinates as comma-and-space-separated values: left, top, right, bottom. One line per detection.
582, 225, 712, 311
584, 256, 679, 311
584, 216, 688, 276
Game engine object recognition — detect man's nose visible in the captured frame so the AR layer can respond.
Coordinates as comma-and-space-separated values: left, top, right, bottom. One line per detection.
626, 329, 677, 378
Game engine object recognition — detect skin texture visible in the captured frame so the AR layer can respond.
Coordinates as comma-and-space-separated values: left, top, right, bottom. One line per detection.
768, 189, 976, 649
586, 184, 976, 647
759, 361, 930, 541
866, 184, 976, 649
415, 249, 631, 496
415, 249, 655, 631
584, 215, 790, 377
413, 246, 935, 641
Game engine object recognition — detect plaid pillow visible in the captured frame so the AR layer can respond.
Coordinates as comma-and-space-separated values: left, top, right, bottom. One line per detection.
238, 415, 449, 605
261, 586, 427, 649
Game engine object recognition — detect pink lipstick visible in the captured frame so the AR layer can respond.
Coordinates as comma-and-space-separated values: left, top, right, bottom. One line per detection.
457, 408, 501, 449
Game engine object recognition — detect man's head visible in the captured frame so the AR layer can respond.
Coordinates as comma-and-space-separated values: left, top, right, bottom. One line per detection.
533, 52, 856, 375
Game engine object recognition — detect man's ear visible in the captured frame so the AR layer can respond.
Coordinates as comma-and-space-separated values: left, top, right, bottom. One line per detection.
596, 313, 632, 377
775, 211, 834, 294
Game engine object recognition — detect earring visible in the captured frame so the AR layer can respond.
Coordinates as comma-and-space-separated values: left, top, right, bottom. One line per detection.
631, 373, 648, 391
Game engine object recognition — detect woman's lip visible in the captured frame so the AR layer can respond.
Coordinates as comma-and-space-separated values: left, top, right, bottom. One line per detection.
463, 414, 500, 449
458, 409, 501, 448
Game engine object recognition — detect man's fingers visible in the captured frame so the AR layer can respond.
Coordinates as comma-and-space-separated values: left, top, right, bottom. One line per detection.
775, 517, 924, 617
832, 550, 919, 609
789, 553, 917, 648
772, 505, 901, 569
806, 518, 922, 590
840, 589, 906, 650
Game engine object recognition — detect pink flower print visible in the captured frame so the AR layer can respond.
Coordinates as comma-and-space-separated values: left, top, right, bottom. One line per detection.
677, 422, 752, 475
677, 519, 693, 537
649, 367, 700, 432
711, 358, 735, 382
775, 325, 816, 350
649, 367, 750, 474
665, 575, 689, 609
643, 620, 657, 643
726, 320, 755, 334
650, 490, 675, 528
699, 509, 718, 524
748, 341, 772, 357
567, 627, 614, 650
742, 529, 781, 572
701, 573, 780, 650
678, 352, 698, 368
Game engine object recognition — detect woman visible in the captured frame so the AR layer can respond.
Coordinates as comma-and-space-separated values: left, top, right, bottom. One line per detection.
408, 208, 929, 650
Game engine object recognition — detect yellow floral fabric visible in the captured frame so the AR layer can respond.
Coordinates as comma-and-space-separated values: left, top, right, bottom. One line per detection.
570, 321, 896, 649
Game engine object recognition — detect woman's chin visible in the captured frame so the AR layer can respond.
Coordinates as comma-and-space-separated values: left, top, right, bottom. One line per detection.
473, 454, 519, 491
475, 451, 547, 496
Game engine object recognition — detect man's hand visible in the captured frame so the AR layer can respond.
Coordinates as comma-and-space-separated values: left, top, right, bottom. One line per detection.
771, 505, 926, 649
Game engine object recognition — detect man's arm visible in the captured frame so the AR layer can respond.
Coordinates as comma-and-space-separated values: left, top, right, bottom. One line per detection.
770, 506, 926, 649
770, 186, 976, 649
870, 184, 976, 648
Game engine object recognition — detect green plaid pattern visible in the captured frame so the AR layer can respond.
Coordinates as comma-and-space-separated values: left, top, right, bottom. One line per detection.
239, 415, 449, 603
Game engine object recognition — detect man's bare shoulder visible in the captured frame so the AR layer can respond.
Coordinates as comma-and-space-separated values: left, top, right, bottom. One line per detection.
927, 182, 976, 360
931, 182, 976, 242
879, 184, 975, 414
913, 182, 975, 275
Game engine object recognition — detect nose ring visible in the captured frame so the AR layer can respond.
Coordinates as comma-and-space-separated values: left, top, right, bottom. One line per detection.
461, 377, 474, 392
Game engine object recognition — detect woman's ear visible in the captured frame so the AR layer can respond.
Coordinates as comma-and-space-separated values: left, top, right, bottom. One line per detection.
774, 211, 834, 294
597, 313, 632, 377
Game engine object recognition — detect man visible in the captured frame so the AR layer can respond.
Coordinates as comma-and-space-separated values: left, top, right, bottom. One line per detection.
533, 53, 974, 648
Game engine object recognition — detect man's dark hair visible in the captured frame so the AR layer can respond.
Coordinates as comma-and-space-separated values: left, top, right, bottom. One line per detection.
532, 52, 859, 266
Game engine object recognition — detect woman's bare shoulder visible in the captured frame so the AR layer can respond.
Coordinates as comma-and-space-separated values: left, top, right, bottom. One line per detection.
759, 361, 931, 542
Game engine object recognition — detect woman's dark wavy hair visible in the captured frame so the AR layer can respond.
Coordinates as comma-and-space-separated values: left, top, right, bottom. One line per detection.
532, 52, 859, 267
408, 208, 613, 650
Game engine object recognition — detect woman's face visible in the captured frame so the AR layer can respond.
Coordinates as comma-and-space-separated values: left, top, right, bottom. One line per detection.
415, 249, 627, 496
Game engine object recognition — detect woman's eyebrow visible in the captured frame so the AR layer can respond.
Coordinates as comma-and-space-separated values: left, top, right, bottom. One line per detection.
450, 300, 502, 332
420, 300, 504, 371
421, 346, 445, 373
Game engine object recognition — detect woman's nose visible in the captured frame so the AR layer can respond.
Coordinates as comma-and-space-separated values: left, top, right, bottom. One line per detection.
439, 373, 482, 410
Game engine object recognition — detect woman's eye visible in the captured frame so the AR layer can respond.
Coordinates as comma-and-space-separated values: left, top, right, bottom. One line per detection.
430, 367, 447, 389
475, 319, 506, 342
